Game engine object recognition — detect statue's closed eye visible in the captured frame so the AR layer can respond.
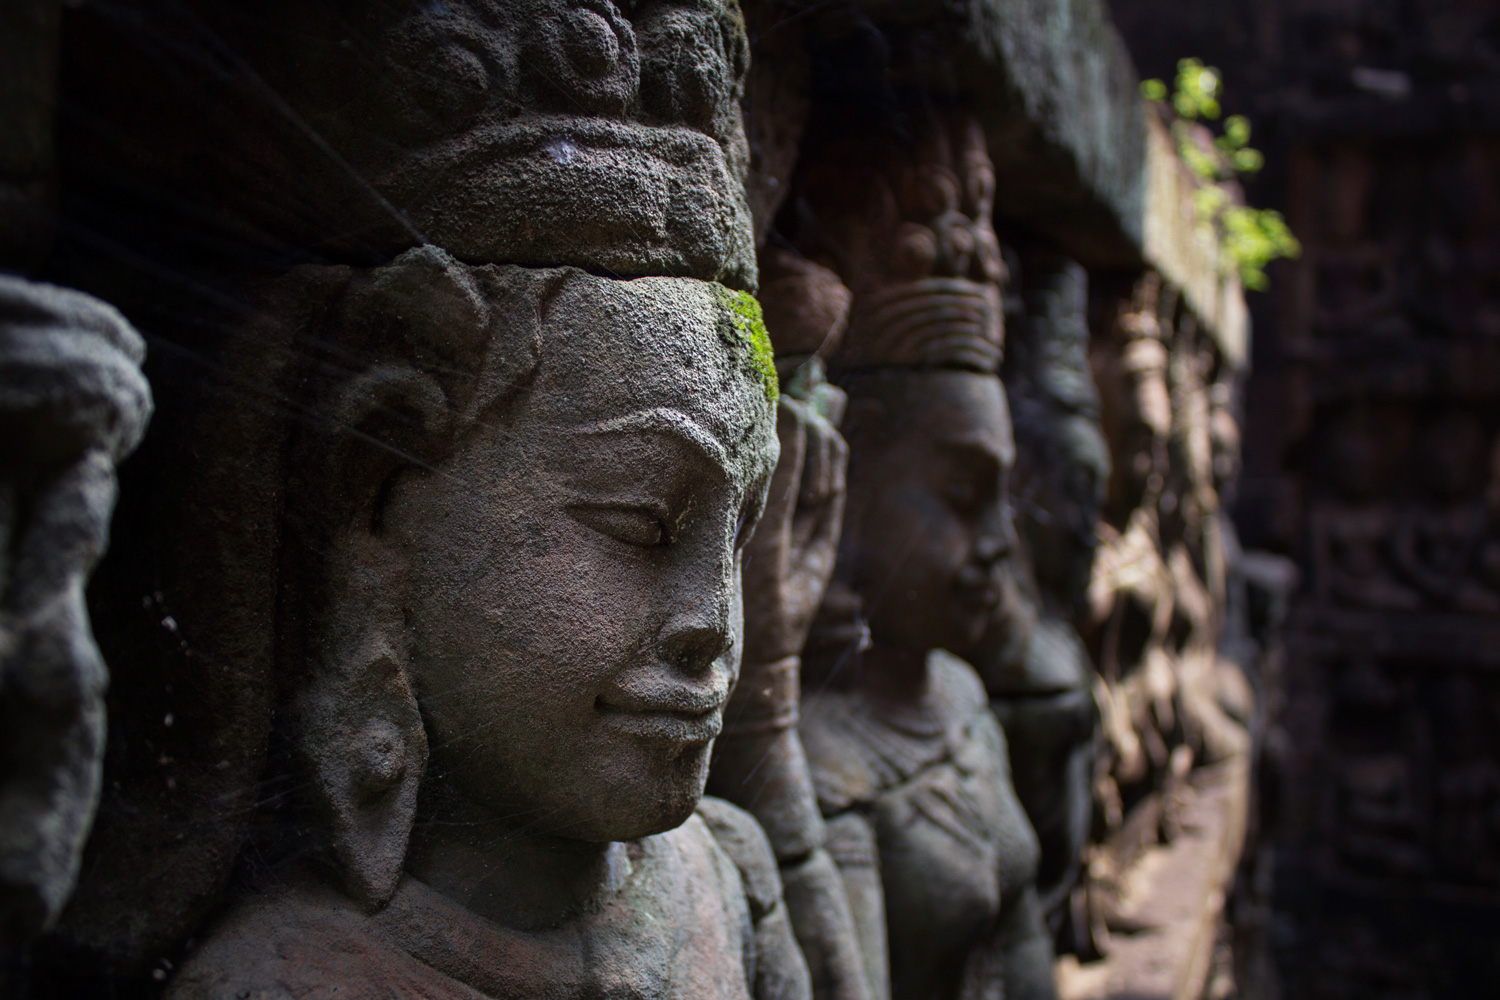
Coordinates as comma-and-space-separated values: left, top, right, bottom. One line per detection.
570, 504, 671, 547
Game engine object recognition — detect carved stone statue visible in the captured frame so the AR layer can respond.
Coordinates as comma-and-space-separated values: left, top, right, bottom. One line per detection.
709, 247, 871, 1000
41, 0, 786, 976
789, 109, 1058, 1000
0, 278, 151, 945
1088, 275, 1178, 809
968, 256, 1107, 935
160, 248, 808, 999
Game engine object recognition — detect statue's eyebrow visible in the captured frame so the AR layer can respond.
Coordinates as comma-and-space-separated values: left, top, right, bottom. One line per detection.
574, 407, 733, 477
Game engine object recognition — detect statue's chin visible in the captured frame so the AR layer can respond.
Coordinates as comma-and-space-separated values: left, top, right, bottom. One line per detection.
560, 748, 712, 844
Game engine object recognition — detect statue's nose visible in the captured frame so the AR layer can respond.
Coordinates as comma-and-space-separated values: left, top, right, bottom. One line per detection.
656, 622, 735, 676
975, 533, 1011, 563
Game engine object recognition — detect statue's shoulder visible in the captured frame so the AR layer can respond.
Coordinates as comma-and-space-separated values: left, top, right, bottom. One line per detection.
694, 796, 783, 922
167, 871, 483, 1000
1020, 614, 1093, 693
798, 687, 887, 814
926, 649, 990, 714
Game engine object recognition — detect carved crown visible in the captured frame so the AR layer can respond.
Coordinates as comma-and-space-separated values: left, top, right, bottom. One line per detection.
794, 110, 1007, 373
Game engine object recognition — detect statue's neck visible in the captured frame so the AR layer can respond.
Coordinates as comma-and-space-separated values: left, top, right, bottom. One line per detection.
405, 784, 629, 932
860, 644, 932, 703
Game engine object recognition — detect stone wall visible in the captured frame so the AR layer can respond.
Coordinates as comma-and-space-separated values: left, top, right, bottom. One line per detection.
1109, 1, 1500, 997
0, 2, 1257, 998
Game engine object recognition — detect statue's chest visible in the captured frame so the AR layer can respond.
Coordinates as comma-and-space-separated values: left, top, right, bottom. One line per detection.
873, 731, 1008, 940
377, 829, 756, 1000
868, 715, 1040, 1000
518, 837, 756, 1000
569, 874, 754, 1000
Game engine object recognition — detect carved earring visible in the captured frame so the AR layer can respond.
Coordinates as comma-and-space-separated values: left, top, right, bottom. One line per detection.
298, 629, 429, 912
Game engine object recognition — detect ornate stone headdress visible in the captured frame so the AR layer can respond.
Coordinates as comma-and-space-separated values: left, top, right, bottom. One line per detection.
1015, 257, 1101, 416
793, 110, 1007, 374
63, 0, 759, 289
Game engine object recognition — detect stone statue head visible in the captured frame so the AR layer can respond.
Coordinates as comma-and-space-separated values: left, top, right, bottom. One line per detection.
1007, 258, 1110, 610
792, 110, 1016, 661
832, 370, 1016, 657
1096, 274, 1171, 524
271, 247, 777, 908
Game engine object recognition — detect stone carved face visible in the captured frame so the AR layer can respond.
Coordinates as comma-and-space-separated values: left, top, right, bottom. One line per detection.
1098, 336, 1171, 521
286, 254, 778, 905
1018, 412, 1110, 604
378, 276, 777, 845
834, 370, 1016, 656
1008, 259, 1109, 606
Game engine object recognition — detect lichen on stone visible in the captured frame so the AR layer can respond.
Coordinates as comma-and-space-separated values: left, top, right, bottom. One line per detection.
713, 285, 778, 403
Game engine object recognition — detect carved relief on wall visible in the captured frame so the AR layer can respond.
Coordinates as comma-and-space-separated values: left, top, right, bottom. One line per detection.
784, 107, 1059, 1000
976, 255, 1106, 941
0, 3, 1270, 998
1079, 269, 1254, 956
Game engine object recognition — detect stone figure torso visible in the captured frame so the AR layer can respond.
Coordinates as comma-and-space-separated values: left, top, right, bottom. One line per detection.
170, 809, 790, 1000
802, 652, 1039, 1000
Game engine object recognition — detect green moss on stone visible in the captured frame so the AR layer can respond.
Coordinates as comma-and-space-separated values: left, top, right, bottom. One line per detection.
713, 285, 778, 403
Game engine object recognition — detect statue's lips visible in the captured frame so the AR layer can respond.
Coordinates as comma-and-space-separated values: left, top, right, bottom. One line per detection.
955, 581, 1001, 611
595, 682, 727, 745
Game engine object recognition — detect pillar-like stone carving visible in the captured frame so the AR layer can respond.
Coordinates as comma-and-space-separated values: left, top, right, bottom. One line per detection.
788, 109, 1058, 1000
1, 0, 153, 952
967, 256, 1107, 947
710, 247, 871, 1000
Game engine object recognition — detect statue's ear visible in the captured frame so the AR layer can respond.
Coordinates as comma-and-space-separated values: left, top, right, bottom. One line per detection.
293, 365, 447, 912
285, 248, 554, 909
297, 516, 429, 912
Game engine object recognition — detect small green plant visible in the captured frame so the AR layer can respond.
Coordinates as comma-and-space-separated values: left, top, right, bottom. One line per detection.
1142, 58, 1300, 291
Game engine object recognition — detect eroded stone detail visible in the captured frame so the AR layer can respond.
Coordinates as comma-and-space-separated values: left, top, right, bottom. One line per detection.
0, 277, 150, 944
709, 247, 870, 1000
60, 0, 758, 288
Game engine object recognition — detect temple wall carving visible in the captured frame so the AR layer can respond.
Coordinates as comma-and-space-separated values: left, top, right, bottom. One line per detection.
1106, 1, 1500, 995
1, 2, 1262, 998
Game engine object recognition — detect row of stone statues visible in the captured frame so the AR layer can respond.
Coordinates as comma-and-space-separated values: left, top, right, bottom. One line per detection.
1, 1, 1252, 997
